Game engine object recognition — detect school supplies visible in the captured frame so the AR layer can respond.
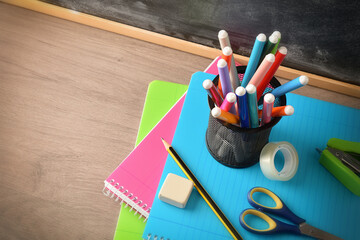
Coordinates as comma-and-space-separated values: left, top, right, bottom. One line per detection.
162, 138, 243, 240
246, 84, 259, 128
257, 46, 287, 100
241, 33, 266, 87
240, 187, 343, 240
248, 53, 275, 87
143, 71, 360, 240
270, 31, 281, 54
113, 58, 222, 240
218, 59, 233, 96
259, 142, 299, 181
258, 105, 294, 117
317, 138, 360, 196
211, 107, 239, 125
235, 86, 250, 128
271, 75, 309, 98
258, 33, 279, 66
261, 93, 275, 125
203, 79, 223, 107
103, 83, 187, 219
220, 92, 237, 114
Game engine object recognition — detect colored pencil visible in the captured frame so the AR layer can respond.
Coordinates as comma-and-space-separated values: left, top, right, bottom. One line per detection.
161, 138, 243, 240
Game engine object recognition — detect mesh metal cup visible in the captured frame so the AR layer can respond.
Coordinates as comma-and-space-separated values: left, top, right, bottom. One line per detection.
205, 66, 286, 168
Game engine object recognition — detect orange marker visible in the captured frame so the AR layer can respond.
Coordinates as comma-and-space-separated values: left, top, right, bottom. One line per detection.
256, 47, 287, 101
211, 107, 239, 125
258, 105, 294, 117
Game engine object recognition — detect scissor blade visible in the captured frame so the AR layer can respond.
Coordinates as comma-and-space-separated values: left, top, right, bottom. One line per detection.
299, 223, 343, 240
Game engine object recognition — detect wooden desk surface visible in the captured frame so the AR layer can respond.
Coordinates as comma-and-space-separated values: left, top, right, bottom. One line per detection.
0, 2, 359, 240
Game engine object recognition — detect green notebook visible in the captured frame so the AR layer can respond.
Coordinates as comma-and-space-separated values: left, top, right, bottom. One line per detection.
113, 80, 188, 240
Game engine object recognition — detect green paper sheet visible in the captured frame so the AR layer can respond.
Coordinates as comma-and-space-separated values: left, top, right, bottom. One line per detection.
113, 80, 188, 240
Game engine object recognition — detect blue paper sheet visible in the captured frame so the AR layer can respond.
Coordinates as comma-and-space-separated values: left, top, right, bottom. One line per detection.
144, 72, 360, 240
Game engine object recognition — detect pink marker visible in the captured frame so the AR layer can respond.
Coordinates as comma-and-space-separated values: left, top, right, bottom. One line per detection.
248, 53, 275, 88
203, 79, 223, 107
261, 93, 275, 126
220, 92, 237, 114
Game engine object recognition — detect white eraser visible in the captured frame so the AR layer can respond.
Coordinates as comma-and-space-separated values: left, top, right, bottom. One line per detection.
257, 33, 266, 42
158, 173, 194, 208
278, 46, 288, 55
264, 93, 275, 103
217, 59, 227, 68
299, 76, 309, 85
222, 46, 233, 56
265, 53, 276, 62
245, 84, 256, 94
235, 86, 246, 96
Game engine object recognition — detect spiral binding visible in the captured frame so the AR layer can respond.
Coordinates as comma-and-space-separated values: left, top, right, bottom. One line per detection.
103, 179, 150, 220
146, 233, 169, 240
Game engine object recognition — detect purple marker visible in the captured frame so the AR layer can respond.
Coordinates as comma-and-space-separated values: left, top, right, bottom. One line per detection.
217, 59, 233, 97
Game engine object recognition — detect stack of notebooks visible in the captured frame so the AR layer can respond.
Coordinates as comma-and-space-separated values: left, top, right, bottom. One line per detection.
104, 58, 360, 240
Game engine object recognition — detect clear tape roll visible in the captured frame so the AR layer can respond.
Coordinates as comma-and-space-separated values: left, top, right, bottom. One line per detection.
260, 142, 299, 181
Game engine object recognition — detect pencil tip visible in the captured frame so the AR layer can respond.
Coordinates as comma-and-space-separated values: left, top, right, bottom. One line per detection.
161, 138, 170, 149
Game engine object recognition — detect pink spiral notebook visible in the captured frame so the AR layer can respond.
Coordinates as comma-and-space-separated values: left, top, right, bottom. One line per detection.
103, 57, 221, 219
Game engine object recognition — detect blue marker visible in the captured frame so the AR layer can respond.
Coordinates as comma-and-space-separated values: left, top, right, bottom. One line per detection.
217, 59, 233, 97
235, 86, 250, 128
271, 76, 309, 98
245, 84, 259, 128
241, 33, 266, 88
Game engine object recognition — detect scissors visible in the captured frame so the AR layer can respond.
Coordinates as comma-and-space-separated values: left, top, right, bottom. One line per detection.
239, 187, 343, 240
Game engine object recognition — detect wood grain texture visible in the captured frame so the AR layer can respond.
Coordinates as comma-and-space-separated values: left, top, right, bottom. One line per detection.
0, 2, 358, 240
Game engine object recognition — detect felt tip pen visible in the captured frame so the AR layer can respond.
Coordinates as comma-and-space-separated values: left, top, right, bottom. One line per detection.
271, 75, 309, 98
217, 59, 233, 97
235, 86, 250, 128
211, 107, 239, 125
270, 31, 281, 54
222, 46, 240, 91
258, 34, 278, 66
203, 79, 223, 107
261, 93, 275, 126
257, 46, 288, 101
241, 33, 267, 88
220, 92, 237, 114
248, 53, 275, 88
258, 105, 294, 117
218, 30, 231, 50
245, 84, 259, 128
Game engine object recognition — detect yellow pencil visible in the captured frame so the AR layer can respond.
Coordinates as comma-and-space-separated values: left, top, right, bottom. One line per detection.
161, 138, 243, 240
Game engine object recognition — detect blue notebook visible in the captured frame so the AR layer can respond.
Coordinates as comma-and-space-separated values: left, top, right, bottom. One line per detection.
143, 72, 360, 240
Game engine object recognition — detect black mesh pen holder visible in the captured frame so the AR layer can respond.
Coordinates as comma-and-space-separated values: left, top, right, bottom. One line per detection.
205, 66, 286, 168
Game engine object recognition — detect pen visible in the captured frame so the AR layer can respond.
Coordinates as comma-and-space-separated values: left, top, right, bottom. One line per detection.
161, 138, 243, 240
